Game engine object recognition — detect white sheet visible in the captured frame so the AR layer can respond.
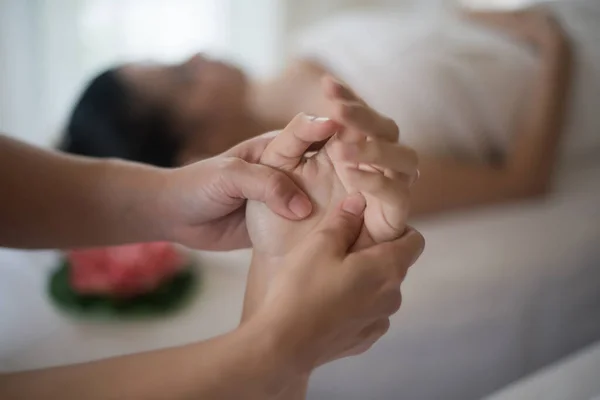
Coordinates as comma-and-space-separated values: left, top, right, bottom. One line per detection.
2, 161, 600, 399
486, 340, 600, 400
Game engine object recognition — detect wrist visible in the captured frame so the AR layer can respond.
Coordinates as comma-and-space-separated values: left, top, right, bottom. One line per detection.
242, 253, 285, 322
247, 255, 321, 376
239, 313, 311, 397
102, 158, 173, 243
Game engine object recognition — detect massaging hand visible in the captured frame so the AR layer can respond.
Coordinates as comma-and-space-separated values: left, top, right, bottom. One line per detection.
162, 134, 313, 251
246, 77, 418, 257
251, 194, 424, 371
242, 78, 418, 366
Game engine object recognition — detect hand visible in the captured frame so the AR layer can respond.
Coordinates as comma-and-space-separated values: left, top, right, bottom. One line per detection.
158, 134, 314, 250
246, 77, 418, 257
242, 78, 418, 371
249, 195, 425, 371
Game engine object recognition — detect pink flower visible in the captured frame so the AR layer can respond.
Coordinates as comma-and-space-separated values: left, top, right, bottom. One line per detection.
68, 242, 185, 298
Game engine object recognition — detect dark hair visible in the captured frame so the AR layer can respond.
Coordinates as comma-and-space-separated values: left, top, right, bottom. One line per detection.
59, 69, 180, 167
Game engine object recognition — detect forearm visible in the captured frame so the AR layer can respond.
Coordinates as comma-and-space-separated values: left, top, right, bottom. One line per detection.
509, 26, 571, 182
242, 255, 310, 400
0, 320, 293, 400
465, 7, 572, 182
0, 135, 169, 248
412, 10, 572, 217
410, 156, 532, 217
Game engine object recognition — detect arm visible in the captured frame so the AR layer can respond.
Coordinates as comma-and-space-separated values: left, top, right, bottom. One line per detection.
411, 9, 572, 217
1, 194, 424, 400
0, 134, 168, 248
0, 133, 311, 250
0, 318, 294, 400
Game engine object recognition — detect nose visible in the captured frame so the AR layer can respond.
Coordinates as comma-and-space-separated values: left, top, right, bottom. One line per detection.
187, 53, 206, 67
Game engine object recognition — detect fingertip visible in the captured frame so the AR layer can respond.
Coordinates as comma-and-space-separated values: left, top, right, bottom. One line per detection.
340, 192, 366, 216
288, 194, 313, 219
322, 75, 351, 101
403, 227, 426, 264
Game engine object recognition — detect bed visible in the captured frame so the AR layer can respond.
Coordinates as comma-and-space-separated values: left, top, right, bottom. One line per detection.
1, 160, 600, 399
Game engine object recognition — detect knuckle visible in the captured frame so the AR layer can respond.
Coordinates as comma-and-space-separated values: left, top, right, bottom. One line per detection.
386, 118, 400, 141
222, 156, 246, 173
264, 170, 289, 199
379, 318, 391, 335
364, 318, 391, 339
387, 291, 403, 315
405, 147, 419, 169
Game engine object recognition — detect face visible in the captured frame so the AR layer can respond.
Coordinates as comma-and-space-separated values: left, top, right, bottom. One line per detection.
119, 53, 250, 161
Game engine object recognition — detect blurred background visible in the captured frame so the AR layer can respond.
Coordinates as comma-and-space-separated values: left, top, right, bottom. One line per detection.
0, 0, 530, 146
2, 1, 600, 400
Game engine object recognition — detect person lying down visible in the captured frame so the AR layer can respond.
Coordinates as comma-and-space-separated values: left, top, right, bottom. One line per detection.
60, 5, 577, 217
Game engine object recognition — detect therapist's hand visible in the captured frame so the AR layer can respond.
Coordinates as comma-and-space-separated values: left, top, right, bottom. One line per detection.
251, 194, 425, 371
243, 79, 418, 362
158, 134, 313, 250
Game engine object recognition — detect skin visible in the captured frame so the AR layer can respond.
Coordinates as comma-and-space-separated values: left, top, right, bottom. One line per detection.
0, 104, 425, 399
0, 132, 313, 250
115, 7, 571, 217
242, 79, 416, 399
0, 201, 423, 400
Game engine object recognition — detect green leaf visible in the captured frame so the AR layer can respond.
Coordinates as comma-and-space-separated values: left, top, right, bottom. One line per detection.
47, 259, 201, 320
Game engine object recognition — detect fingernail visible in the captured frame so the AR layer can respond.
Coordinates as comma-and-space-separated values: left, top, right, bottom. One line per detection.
304, 113, 330, 123
289, 195, 312, 218
341, 192, 366, 216
410, 169, 421, 187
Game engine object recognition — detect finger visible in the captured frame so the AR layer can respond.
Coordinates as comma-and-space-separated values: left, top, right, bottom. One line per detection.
329, 140, 418, 181
345, 168, 411, 226
355, 227, 425, 281
331, 101, 400, 143
345, 169, 410, 242
322, 76, 399, 143
260, 113, 339, 170
311, 192, 367, 256
223, 132, 275, 162
222, 158, 312, 219
322, 75, 365, 104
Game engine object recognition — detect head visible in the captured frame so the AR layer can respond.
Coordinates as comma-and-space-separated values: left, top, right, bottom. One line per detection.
61, 53, 251, 166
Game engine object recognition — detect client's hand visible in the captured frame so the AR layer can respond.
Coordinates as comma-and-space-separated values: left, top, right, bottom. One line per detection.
246, 79, 417, 257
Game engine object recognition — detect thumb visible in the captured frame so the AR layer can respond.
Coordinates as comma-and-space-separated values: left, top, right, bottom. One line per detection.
223, 158, 313, 220
315, 192, 367, 256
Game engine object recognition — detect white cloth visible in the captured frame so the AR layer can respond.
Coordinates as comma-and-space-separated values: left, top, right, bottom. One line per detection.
294, 1, 600, 166
294, 10, 538, 162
